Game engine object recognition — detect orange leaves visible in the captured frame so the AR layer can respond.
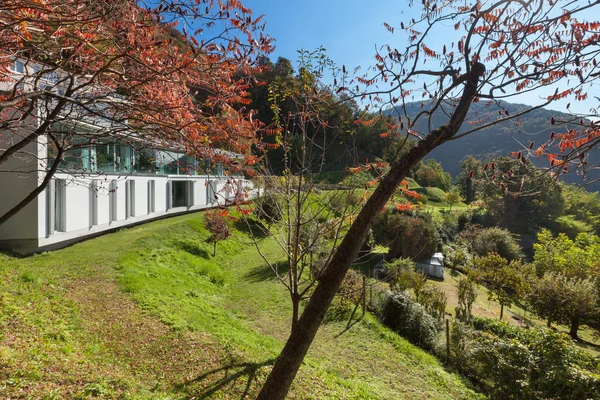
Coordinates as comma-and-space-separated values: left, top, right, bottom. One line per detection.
421, 44, 437, 58
395, 203, 414, 212
353, 118, 376, 127
346, 166, 362, 174
404, 190, 422, 200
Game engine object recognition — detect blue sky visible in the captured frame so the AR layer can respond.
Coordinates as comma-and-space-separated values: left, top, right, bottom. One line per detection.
239, 1, 598, 115
242, 1, 416, 74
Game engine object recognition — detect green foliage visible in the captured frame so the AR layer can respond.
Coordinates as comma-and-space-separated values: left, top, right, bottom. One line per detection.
530, 230, 600, 338
414, 186, 447, 203
341, 170, 374, 188
444, 186, 464, 210
413, 159, 452, 191
551, 215, 594, 238
479, 157, 564, 237
560, 184, 600, 234
456, 277, 477, 323
381, 258, 419, 291
373, 213, 439, 261
457, 317, 600, 400
416, 285, 448, 322
254, 193, 283, 225
459, 225, 523, 261
474, 254, 529, 318
533, 229, 600, 277
380, 291, 440, 351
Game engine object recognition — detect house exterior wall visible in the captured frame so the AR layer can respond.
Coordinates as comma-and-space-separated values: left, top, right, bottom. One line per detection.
2, 170, 250, 254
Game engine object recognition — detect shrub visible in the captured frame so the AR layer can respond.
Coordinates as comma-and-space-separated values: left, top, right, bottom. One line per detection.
338, 269, 364, 307
372, 212, 439, 260
380, 290, 440, 350
444, 317, 600, 400
458, 225, 523, 261
382, 258, 419, 290
254, 193, 282, 225
417, 285, 448, 322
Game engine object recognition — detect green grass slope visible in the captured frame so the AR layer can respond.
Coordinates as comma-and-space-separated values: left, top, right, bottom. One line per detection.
0, 212, 482, 399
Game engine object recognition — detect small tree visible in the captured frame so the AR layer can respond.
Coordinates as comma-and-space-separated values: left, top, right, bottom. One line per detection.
444, 187, 463, 212
474, 254, 529, 320
204, 212, 231, 256
456, 276, 477, 323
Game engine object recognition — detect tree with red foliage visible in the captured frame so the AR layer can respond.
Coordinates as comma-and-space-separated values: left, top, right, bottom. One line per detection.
0, 0, 272, 226
204, 210, 231, 256
257, 1, 600, 398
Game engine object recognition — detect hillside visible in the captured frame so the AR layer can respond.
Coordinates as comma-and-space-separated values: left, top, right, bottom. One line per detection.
387, 102, 600, 191
0, 211, 482, 399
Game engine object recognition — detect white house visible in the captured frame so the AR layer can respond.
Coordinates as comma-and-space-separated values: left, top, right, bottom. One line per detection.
0, 59, 256, 254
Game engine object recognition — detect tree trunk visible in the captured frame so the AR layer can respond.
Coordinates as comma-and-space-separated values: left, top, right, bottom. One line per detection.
569, 318, 580, 340
256, 71, 483, 400
547, 317, 552, 328
500, 304, 504, 320
291, 297, 299, 330
213, 241, 217, 257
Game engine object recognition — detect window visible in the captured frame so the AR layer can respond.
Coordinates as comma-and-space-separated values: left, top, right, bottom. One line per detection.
54, 179, 66, 232
96, 143, 116, 172
125, 180, 135, 218
171, 181, 193, 208
10, 60, 24, 73
147, 180, 155, 213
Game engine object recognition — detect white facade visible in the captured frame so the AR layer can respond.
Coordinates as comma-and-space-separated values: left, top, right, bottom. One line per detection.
0, 161, 254, 254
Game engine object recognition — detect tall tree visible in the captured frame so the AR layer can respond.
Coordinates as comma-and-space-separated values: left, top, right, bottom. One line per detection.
0, 0, 272, 226
256, 1, 600, 398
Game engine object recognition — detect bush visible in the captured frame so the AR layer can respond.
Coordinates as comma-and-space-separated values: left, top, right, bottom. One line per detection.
254, 193, 282, 224
415, 187, 447, 203
381, 258, 419, 290
458, 226, 523, 261
373, 212, 439, 260
417, 285, 448, 322
444, 317, 600, 400
551, 215, 594, 239
380, 290, 440, 350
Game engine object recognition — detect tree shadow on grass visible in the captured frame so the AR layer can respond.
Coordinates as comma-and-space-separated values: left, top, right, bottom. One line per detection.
177, 358, 276, 399
245, 261, 289, 283
233, 218, 269, 240
173, 239, 210, 258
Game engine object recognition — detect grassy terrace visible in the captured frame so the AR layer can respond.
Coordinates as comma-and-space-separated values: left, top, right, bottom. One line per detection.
0, 211, 482, 399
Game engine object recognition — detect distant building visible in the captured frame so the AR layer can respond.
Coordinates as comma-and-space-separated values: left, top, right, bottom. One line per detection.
416, 252, 445, 279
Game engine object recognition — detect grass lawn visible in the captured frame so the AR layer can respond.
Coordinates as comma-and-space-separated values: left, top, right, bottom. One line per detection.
0, 211, 482, 399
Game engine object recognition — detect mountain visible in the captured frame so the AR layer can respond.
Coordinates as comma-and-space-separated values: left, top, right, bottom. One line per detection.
386, 101, 600, 191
